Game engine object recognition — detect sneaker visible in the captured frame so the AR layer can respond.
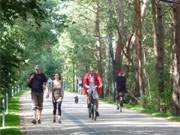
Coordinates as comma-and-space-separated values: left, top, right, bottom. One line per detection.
58, 118, 62, 123
87, 103, 91, 108
53, 119, 56, 123
120, 107, 122, 112
96, 111, 100, 117
89, 112, 91, 118
31, 119, 36, 124
58, 116, 62, 124
37, 119, 41, 124
58, 119, 62, 123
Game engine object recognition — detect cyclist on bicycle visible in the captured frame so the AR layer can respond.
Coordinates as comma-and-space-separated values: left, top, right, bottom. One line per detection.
83, 67, 103, 117
115, 69, 127, 110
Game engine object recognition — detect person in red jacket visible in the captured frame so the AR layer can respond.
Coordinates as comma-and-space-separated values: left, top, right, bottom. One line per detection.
83, 68, 103, 116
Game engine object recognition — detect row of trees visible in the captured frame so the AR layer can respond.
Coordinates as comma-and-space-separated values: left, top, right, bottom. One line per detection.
0, 0, 179, 116
57, 0, 180, 116
0, 0, 45, 99
0, 0, 66, 101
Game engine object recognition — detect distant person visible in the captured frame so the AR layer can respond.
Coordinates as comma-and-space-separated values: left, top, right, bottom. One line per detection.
27, 65, 47, 124
115, 69, 127, 110
83, 67, 103, 117
46, 73, 64, 123
47, 77, 53, 92
74, 96, 79, 103
77, 76, 83, 94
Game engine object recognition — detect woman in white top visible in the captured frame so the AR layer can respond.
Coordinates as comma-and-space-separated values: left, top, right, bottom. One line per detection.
46, 73, 64, 123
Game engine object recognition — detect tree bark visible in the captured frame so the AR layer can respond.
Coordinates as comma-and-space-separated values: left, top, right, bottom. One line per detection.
134, 0, 145, 97
152, 0, 165, 111
95, 1, 105, 97
95, 2, 103, 77
172, 0, 180, 115
115, 0, 124, 71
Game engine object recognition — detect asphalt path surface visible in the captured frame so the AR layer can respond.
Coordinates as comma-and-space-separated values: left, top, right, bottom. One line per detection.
20, 91, 180, 135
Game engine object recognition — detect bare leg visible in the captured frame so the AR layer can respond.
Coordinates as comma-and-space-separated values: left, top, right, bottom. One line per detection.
31, 109, 37, 124
37, 109, 42, 124
33, 109, 37, 120
37, 109, 42, 120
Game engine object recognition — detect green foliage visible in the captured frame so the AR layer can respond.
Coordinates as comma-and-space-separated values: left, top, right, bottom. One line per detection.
0, 24, 25, 97
0, 0, 178, 117
0, 0, 46, 25
0, 0, 68, 98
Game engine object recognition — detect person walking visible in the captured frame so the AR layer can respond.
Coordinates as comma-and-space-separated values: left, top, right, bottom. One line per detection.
27, 65, 47, 124
46, 73, 64, 123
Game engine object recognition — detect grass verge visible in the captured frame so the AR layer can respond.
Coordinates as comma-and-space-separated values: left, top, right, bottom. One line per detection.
125, 103, 180, 122
0, 90, 25, 135
100, 97, 180, 122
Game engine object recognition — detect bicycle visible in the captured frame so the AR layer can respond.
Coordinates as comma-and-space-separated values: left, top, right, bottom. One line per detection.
117, 92, 124, 112
88, 89, 98, 121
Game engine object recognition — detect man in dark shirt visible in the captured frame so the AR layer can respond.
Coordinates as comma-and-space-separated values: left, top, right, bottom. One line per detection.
115, 70, 127, 110
27, 65, 47, 124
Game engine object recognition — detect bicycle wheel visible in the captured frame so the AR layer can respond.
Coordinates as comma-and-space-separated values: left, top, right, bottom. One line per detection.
94, 104, 97, 121
119, 97, 123, 112
88, 103, 91, 118
91, 104, 94, 120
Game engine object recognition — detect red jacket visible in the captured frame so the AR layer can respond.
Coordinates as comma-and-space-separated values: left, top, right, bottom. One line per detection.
82, 71, 103, 95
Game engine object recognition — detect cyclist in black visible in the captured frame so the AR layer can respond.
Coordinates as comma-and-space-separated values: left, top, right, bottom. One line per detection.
115, 70, 127, 110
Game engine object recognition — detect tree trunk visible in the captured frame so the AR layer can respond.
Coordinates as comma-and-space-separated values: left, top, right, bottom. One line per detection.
95, 1, 104, 77
172, 0, 180, 116
134, 0, 145, 97
72, 63, 76, 92
152, 0, 165, 111
108, 0, 116, 100
115, 0, 124, 71
95, 1, 105, 97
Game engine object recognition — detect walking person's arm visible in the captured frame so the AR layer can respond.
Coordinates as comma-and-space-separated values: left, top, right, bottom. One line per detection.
46, 78, 53, 98
27, 73, 34, 88
46, 82, 52, 98
83, 72, 90, 89
61, 81, 64, 99
97, 75, 102, 88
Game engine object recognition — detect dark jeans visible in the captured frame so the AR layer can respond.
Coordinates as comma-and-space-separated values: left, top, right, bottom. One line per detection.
53, 101, 62, 116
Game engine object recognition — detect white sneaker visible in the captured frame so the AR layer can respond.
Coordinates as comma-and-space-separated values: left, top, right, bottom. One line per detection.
58, 116, 62, 123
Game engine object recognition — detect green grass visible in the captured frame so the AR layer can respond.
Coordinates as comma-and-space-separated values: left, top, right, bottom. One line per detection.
100, 98, 180, 122
0, 91, 25, 135
125, 103, 180, 122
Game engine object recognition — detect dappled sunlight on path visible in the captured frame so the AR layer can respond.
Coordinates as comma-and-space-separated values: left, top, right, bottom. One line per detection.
20, 91, 180, 135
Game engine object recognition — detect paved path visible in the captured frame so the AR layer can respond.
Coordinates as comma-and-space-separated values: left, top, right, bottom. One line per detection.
20, 91, 180, 135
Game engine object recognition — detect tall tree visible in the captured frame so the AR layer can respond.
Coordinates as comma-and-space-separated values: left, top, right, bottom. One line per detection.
115, 0, 124, 71
152, 0, 165, 111
134, 0, 145, 97
172, 0, 180, 116
107, 0, 116, 100
95, 1, 104, 77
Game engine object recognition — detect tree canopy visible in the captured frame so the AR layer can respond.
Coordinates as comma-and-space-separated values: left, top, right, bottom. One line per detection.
0, 0, 180, 116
